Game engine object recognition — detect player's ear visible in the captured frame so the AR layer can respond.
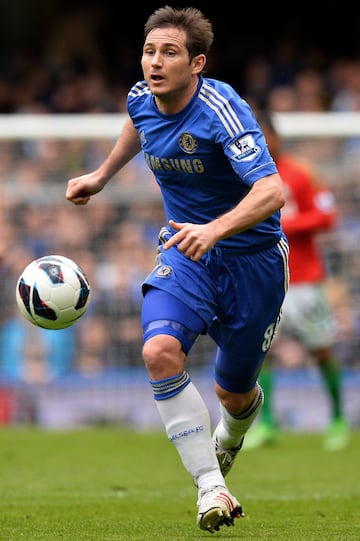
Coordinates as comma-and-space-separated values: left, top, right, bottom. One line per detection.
192, 54, 206, 75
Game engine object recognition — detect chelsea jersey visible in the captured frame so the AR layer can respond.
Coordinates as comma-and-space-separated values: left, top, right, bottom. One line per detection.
127, 76, 283, 251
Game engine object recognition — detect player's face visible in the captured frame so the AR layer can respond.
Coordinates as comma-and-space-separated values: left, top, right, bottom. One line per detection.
142, 27, 205, 113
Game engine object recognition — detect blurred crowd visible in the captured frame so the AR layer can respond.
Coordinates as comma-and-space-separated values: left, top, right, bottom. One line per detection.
1, 8, 360, 393
0, 138, 218, 389
2, 49, 360, 116
0, 4, 360, 116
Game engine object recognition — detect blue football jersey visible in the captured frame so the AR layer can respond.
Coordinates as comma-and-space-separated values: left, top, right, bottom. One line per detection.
127, 77, 282, 250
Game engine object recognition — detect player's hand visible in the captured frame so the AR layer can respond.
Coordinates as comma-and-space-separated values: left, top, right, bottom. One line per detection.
163, 219, 217, 261
66, 173, 105, 205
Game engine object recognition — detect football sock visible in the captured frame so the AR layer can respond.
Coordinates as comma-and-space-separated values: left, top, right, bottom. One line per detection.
318, 357, 342, 419
214, 383, 264, 449
258, 367, 276, 426
152, 372, 225, 489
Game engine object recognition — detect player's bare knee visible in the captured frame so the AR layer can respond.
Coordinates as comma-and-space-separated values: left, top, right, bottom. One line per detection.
142, 335, 185, 378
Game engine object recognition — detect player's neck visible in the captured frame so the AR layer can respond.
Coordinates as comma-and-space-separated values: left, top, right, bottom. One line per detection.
154, 78, 200, 115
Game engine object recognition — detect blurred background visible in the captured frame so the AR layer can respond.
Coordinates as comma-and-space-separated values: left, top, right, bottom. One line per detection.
1, 2, 359, 114
0, 1, 360, 431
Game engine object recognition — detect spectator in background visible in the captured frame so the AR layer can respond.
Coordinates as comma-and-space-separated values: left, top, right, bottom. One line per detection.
244, 112, 351, 452
267, 85, 298, 113
330, 59, 360, 112
0, 313, 76, 383
292, 68, 330, 111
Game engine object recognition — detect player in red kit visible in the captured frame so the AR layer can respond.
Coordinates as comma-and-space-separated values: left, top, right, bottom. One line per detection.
244, 111, 351, 451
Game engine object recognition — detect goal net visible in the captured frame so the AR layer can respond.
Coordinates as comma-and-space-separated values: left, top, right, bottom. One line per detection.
0, 112, 359, 429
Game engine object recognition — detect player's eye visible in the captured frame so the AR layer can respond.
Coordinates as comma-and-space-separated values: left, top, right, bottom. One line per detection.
143, 47, 155, 56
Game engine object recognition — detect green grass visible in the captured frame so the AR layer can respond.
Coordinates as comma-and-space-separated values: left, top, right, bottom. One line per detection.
0, 427, 359, 540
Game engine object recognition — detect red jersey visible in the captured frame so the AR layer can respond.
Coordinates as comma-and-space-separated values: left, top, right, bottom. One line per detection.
277, 154, 337, 284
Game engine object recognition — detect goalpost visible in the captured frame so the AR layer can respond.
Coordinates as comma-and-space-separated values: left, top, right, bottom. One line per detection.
0, 112, 359, 429
1, 111, 360, 139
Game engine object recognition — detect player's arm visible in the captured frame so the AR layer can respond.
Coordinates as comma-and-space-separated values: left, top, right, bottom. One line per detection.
165, 173, 285, 261
66, 116, 141, 205
210, 173, 285, 238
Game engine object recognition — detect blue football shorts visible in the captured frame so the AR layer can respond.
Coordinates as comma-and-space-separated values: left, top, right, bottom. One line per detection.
141, 236, 289, 393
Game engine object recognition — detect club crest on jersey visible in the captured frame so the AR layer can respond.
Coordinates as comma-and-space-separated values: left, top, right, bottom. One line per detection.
178, 133, 198, 154
156, 265, 173, 277
229, 134, 260, 162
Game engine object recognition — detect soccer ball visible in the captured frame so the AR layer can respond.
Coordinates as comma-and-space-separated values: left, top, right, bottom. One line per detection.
16, 255, 91, 330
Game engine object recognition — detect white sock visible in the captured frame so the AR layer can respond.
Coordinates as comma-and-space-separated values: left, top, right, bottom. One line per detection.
154, 381, 225, 489
214, 383, 264, 449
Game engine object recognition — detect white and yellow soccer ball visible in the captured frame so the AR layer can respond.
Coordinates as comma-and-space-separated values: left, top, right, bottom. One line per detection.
16, 255, 91, 330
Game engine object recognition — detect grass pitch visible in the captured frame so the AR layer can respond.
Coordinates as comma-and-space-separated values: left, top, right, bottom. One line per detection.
0, 426, 359, 540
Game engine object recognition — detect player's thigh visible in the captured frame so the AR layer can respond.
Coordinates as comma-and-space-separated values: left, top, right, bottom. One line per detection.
142, 244, 218, 325
209, 244, 288, 393
141, 286, 206, 354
